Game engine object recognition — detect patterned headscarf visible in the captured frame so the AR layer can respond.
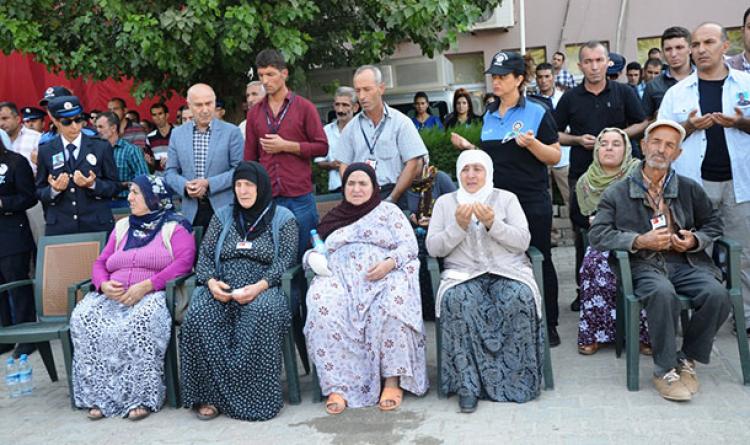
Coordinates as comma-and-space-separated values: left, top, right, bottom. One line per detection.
576, 128, 641, 216
124, 175, 192, 250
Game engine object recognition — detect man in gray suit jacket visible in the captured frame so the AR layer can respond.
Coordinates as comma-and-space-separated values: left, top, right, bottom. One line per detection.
166, 83, 243, 228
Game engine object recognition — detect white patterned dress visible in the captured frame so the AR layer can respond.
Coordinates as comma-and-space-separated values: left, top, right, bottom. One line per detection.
304, 202, 429, 408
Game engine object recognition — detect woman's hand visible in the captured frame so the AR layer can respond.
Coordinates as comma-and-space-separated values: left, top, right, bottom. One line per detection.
515, 130, 536, 148
450, 132, 474, 150
119, 279, 153, 307
455, 204, 473, 230
366, 258, 396, 281
473, 203, 495, 229
232, 280, 269, 305
101, 280, 125, 300
207, 278, 232, 303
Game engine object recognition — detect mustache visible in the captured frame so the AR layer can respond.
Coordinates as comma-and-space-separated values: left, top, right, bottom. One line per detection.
336, 112, 348, 116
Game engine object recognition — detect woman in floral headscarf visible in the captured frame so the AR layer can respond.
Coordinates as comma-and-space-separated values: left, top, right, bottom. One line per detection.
70, 175, 195, 421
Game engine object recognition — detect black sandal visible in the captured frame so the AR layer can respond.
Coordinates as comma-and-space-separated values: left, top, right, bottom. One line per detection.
127, 406, 151, 421
87, 407, 104, 421
196, 404, 219, 421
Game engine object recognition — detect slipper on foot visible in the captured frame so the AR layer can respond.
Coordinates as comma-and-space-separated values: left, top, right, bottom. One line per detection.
325, 393, 347, 415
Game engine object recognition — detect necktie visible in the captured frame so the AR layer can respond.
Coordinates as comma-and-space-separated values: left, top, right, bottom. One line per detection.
66, 143, 77, 170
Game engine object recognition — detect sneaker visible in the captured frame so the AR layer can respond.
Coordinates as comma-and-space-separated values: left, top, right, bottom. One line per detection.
652, 369, 691, 402
677, 359, 699, 394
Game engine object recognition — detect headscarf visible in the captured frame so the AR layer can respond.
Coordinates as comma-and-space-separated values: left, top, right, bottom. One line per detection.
411, 157, 438, 220
455, 149, 494, 205
124, 175, 192, 251
232, 161, 275, 240
576, 127, 641, 216
317, 163, 381, 240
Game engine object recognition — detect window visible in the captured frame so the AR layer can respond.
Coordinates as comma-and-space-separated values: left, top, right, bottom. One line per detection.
564, 41, 609, 77
449, 53, 485, 85
636, 36, 661, 64
504, 47, 547, 67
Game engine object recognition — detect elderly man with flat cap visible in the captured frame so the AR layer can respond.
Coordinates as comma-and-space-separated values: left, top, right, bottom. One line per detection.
590, 119, 730, 402
36, 96, 118, 236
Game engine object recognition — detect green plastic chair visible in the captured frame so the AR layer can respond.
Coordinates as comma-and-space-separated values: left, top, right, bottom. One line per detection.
431, 246, 555, 398
0, 232, 107, 405
611, 237, 750, 391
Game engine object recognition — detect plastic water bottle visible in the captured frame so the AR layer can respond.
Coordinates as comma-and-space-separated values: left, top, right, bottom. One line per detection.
17, 355, 32, 396
5, 357, 20, 398
310, 229, 327, 256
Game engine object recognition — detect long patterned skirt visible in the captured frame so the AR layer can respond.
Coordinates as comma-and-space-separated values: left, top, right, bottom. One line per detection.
70, 291, 171, 417
577, 248, 650, 346
440, 273, 543, 403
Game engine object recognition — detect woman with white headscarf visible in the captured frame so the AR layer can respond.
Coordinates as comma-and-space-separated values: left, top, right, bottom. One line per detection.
426, 149, 544, 413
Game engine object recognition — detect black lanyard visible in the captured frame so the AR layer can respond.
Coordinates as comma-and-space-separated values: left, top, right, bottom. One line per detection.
360, 116, 388, 156
637, 170, 674, 214
238, 204, 271, 241
265, 95, 295, 134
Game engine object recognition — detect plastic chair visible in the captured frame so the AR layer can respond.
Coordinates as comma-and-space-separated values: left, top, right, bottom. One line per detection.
0, 232, 107, 406
431, 246, 555, 398
611, 237, 750, 391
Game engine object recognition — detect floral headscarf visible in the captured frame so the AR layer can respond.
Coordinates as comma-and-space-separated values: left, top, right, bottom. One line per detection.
124, 175, 192, 250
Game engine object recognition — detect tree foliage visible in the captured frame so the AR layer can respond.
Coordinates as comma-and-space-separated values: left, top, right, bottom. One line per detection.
1, 0, 502, 103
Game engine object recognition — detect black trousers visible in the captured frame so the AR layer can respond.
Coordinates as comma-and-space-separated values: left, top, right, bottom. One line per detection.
0, 251, 36, 326
519, 198, 559, 326
192, 197, 215, 230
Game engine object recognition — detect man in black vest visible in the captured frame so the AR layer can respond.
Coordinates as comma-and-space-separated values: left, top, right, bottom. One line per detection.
36, 96, 118, 235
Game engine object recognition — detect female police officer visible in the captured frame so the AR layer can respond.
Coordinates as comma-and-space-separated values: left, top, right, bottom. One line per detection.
451, 51, 563, 346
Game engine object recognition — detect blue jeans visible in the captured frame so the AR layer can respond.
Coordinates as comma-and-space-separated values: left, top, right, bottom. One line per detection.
274, 193, 319, 261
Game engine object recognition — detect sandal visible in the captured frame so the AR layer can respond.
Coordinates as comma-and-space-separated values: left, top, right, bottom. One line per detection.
127, 406, 150, 422
378, 386, 403, 411
639, 343, 653, 356
196, 404, 220, 421
325, 393, 347, 415
578, 343, 599, 355
87, 407, 104, 421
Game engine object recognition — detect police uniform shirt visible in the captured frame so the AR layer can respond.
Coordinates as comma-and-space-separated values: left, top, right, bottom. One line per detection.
553, 80, 645, 180
480, 96, 559, 204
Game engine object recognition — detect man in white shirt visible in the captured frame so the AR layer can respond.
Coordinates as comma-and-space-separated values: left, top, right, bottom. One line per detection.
315, 87, 357, 193
238, 81, 266, 140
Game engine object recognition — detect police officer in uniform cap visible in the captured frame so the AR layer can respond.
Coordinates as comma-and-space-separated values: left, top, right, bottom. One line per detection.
0, 129, 38, 357
38, 86, 96, 146
22, 107, 46, 133
36, 96, 118, 236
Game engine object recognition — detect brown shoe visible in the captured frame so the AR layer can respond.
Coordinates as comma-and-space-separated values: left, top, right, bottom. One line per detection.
652, 369, 691, 402
639, 343, 653, 356
678, 359, 699, 394
578, 343, 599, 355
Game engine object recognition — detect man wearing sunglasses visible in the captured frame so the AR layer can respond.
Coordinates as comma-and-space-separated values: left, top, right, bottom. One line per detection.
35, 96, 118, 236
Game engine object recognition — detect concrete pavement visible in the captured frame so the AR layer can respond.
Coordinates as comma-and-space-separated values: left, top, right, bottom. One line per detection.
2, 246, 750, 445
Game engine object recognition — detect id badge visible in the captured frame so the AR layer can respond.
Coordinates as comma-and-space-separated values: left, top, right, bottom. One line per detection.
236, 241, 253, 250
650, 213, 667, 230
365, 159, 377, 170
52, 152, 65, 170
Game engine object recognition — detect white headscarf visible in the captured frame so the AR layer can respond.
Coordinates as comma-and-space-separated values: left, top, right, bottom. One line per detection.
456, 149, 494, 205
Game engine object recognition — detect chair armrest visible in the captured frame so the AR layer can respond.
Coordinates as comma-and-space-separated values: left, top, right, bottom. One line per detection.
427, 257, 441, 299
165, 272, 195, 315
526, 247, 544, 299
67, 278, 93, 318
281, 265, 303, 309
0, 279, 34, 295
715, 236, 741, 292
610, 250, 634, 298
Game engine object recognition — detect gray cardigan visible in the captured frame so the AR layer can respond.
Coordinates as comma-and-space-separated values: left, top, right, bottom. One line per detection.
589, 166, 723, 275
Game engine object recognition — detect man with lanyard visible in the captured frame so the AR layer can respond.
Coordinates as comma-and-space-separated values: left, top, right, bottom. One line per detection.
315, 86, 357, 193
333, 65, 427, 207
35, 96, 118, 236
642, 26, 694, 120
244, 48, 328, 259
590, 120, 729, 402
658, 22, 750, 336
555, 41, 648, 311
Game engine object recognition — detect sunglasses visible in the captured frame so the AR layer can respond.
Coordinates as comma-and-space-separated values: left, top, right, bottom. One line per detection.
59, 115, 86, 126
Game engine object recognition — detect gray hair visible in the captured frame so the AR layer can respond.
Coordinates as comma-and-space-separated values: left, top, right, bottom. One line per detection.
578, 41, 609, 62
334, 86, 357, 104
186, 83, 216, 104
695, 22, 729, 42
246, 80, 264, 91
354, 65, 383, 84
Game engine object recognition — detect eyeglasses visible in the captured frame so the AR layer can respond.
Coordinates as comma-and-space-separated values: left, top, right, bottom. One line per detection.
59, 116, 86, 126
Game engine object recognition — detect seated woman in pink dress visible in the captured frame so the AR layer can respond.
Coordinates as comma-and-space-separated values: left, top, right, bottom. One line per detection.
304, 163, 429, 415
70, 175, 195, 421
